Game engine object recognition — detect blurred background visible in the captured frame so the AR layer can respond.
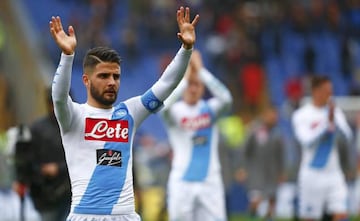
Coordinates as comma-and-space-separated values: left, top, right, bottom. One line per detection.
2, 0, 360, 220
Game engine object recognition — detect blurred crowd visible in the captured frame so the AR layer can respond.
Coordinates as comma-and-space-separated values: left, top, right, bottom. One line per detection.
30, 0, 360, 124
2, 0, 360, 220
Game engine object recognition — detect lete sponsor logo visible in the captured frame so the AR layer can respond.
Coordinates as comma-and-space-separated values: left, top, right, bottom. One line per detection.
85, 118, 129, 142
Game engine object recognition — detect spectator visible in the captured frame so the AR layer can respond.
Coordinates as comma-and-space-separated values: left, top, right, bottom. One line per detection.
13, 88, 71, 221
239, 105, 286, 220
239, 63, 265, 115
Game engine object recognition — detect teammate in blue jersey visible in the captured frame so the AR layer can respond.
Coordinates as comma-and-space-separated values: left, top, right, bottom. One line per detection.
160, 50, 233, 221
292, 76, 353, 221
49, 6, 199, 221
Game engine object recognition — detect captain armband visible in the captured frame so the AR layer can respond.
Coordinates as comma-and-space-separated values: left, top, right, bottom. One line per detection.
141, 89, 164, 113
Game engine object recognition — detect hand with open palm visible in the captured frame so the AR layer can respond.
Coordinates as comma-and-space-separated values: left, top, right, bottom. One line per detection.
176, 7, 200, 50
49, 16, 77, 55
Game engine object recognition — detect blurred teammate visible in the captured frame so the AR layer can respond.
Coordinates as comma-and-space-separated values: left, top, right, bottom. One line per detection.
49, 6, 199, 221
160, 50, 232, 221
292, 76, 352, 221
240, 105, 286, 220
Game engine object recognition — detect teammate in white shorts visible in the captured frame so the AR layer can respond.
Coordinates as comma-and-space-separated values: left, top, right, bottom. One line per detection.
292, 76, 352, 221
48, 7, 199, 221
160, 50, 232, 221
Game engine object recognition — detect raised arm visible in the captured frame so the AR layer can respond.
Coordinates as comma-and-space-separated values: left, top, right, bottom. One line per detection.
49, 16, 77, 132
129, 7, 199, 114
149, 6, 199, 103
191, 50, 232, 117
334, 107, 353, 141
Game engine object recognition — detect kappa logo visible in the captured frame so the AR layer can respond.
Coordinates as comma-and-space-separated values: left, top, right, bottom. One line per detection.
149, 100, 159, 109
115, 109, 127, 118
85, 118, 129, 142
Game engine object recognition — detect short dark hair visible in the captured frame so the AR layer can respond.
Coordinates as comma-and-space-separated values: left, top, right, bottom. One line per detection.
311, 75, 331, 90
83, 47, 121, 71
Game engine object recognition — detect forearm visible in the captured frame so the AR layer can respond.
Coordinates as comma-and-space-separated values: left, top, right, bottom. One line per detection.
151, 47, 192, 101
163, 79, 187, 108
52, 53, 74, 131
160, 79, 187, 126
52, 53, 73, 102
335, 109, 353, 141
199, 68, 232, 104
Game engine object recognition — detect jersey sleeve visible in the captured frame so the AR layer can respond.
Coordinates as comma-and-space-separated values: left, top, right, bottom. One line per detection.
141, 47, 192, 112
160, 79, 187, 126
199, 68, 233, 119
52, 53, 76, 133
126, 47, 192, 127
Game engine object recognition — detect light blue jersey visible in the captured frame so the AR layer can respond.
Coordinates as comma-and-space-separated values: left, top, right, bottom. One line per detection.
161, 67, 232, 221
52, 47, 192, 219
292, 102, 352, 219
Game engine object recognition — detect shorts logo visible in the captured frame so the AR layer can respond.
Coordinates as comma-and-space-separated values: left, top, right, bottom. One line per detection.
97, 149, 122, 167
181, 114, 211, 130
85, 118, 129, 142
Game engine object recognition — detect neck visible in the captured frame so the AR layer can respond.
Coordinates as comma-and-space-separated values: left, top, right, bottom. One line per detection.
312, 99, 326, 108
87, 100, 113, 109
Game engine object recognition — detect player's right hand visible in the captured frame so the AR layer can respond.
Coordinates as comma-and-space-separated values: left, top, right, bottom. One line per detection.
49, 16, 77, 55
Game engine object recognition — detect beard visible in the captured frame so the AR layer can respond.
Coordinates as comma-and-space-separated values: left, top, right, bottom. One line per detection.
90, 84, 117, 106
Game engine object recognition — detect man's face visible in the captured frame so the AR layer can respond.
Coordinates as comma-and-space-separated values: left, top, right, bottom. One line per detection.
314, 81, 333, 106
262, 108, 278, 128
85, 62, 121, 108
183, 73, 204, 105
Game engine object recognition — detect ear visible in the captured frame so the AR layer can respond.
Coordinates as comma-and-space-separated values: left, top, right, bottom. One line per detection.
82, 74, 89, 87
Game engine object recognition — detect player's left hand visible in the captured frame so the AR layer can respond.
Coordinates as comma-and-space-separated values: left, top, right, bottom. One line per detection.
49, 16, 77, 55
176, 7, 199, 50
